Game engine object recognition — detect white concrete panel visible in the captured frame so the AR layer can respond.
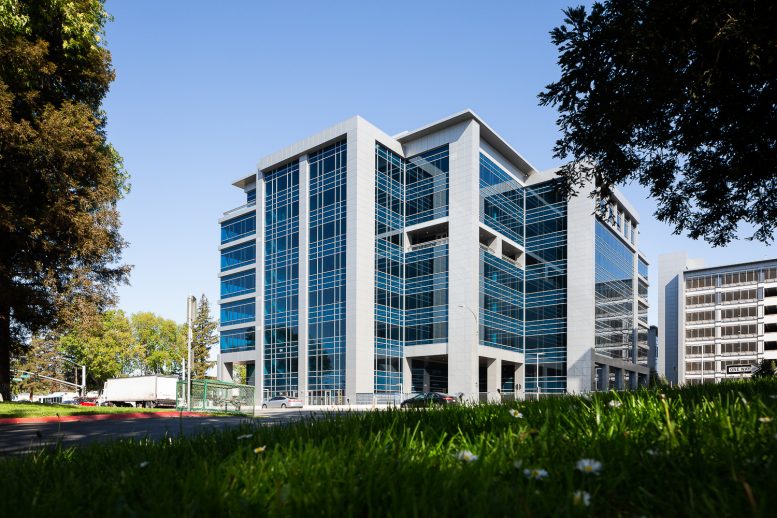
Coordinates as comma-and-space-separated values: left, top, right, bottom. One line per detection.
297, 155, 310, 400
344, 119, 388, 399
566, 189, 597, 393
658, 252, 690, 384
445, 120, 481, 400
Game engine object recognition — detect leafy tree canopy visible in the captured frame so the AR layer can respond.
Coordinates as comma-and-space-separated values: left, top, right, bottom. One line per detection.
60, 309, 133, 389
0, 0, 128, 401
14, 334, 69, 398
539, 0, 776, 246
129, 312, 186, 376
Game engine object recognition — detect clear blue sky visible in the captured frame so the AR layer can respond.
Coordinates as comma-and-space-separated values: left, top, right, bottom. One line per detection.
103, 1, 775, 327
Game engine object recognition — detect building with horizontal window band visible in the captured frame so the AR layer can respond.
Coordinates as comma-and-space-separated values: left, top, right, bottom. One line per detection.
217, 110, 650, 404
659, 255, 777, 385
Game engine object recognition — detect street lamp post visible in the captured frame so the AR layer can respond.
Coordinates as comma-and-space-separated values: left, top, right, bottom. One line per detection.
186, 295, 197, 411
60, 357, 87, 397
533, 351, 550, 400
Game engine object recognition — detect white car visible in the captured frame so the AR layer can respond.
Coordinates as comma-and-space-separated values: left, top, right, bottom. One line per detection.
261, 396, 303, 409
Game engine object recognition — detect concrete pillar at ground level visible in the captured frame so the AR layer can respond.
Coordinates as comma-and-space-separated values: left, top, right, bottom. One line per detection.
629, 370, 638, 390
598, 365, 610, 392
221, 362, 234, 383
402, 357, 412, 394
486, 357, 502, 402
614, 368, 624, 390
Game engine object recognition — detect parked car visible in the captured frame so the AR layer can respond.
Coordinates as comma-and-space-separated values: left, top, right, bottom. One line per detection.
261, 396, 303, 409
75, 397, 97, 407
400, 392, 458, 408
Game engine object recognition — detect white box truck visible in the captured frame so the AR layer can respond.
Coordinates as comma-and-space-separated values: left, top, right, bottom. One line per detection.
102, 375, 178, 408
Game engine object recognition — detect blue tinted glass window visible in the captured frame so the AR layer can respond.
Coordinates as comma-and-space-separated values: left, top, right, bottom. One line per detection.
221, 300, 256, 326
405, 146, 449, 226
480, 250, 523, 351
595, 220, 638, 363
638, 257, 648, 279
221, 242, 256, 272
220, 327, 255, 353
524, 180, 568, 394
221, 270, 255, 298
221, 212, 256, 244
263, 160, 300, 398
308, 140, 347, 401
479, 154, 524, 245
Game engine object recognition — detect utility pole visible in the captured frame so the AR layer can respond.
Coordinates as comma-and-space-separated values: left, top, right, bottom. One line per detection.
186, 295, 197, 411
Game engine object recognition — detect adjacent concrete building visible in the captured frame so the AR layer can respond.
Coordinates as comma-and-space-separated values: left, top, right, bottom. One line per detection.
659, 254, 777, 385
217, 110, 650, 404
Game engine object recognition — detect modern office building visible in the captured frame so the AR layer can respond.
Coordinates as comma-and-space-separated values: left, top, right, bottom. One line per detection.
217, 110, 650, 404
659, 254, 777, 385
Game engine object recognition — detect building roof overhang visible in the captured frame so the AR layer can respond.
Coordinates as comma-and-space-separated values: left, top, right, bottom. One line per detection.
394, 109, 538, 176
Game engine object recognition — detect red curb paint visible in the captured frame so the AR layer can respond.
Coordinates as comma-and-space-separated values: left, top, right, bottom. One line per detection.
0, 411, 209, 425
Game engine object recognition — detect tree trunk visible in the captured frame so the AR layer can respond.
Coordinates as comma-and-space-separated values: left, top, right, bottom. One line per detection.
0, 301, 11, 402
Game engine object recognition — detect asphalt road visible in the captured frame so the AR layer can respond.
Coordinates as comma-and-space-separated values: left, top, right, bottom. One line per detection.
0, 408, 355, 455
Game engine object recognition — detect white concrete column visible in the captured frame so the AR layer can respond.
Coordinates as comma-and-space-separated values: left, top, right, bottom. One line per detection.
486, 357, 502, 402
515, 362, 525, 399
447, 120, 481, 401
256, 173, 266, 403
565, 190, 597, 393
402, 357, 412, 394
298, 155, 310, 402
345, 121, 377, 401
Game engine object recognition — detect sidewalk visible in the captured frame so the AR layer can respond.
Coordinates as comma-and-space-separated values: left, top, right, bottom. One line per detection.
0, 411, 206, 425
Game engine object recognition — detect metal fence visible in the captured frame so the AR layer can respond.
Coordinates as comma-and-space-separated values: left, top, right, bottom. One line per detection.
176, 379, 255, 413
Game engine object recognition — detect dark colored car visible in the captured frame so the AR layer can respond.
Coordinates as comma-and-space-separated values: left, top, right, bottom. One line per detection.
400, 392, 458, 408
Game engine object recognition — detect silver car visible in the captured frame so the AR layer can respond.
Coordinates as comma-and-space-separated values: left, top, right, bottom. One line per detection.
261, 396, 303, 409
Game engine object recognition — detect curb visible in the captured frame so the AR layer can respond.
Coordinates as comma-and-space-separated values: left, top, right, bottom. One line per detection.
0, 411, 208, 425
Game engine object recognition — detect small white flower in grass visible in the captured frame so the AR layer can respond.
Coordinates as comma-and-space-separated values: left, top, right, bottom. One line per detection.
139, 461, 150, 469
237, 434, 253, 440
508, 409, 523, 418
523, 468, 548, 480
608, 400, 621, 408
646, 449, 659, 457
572, 490, 591, 507
254, 446, 266, 454
576, 458, 602, 475
769, 395, 777, 400
758, 417, 773, 424
513, 460, 523, 470
455, 450, 478, 463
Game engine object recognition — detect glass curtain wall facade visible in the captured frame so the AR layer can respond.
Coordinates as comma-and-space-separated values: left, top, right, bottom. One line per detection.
263, 161, 300, 398
594, 221, 635, 362
478, 154, 524, 352
219, 208, 257, 356
479, 154, 524, 246
375, 144, 405, 393
307, 141, 347, 402
373, 144, 450, 392
404, 147, 449, 347
524, 181, 568, 394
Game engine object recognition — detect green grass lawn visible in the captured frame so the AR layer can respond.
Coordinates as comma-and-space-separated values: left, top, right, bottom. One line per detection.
0, 402, 172, 418
2, 380, 777, 516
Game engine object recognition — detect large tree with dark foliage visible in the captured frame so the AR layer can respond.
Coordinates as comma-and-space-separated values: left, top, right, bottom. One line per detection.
0, 0, 129, 401
539, 0, 776, 246
191, 295, 217, 379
